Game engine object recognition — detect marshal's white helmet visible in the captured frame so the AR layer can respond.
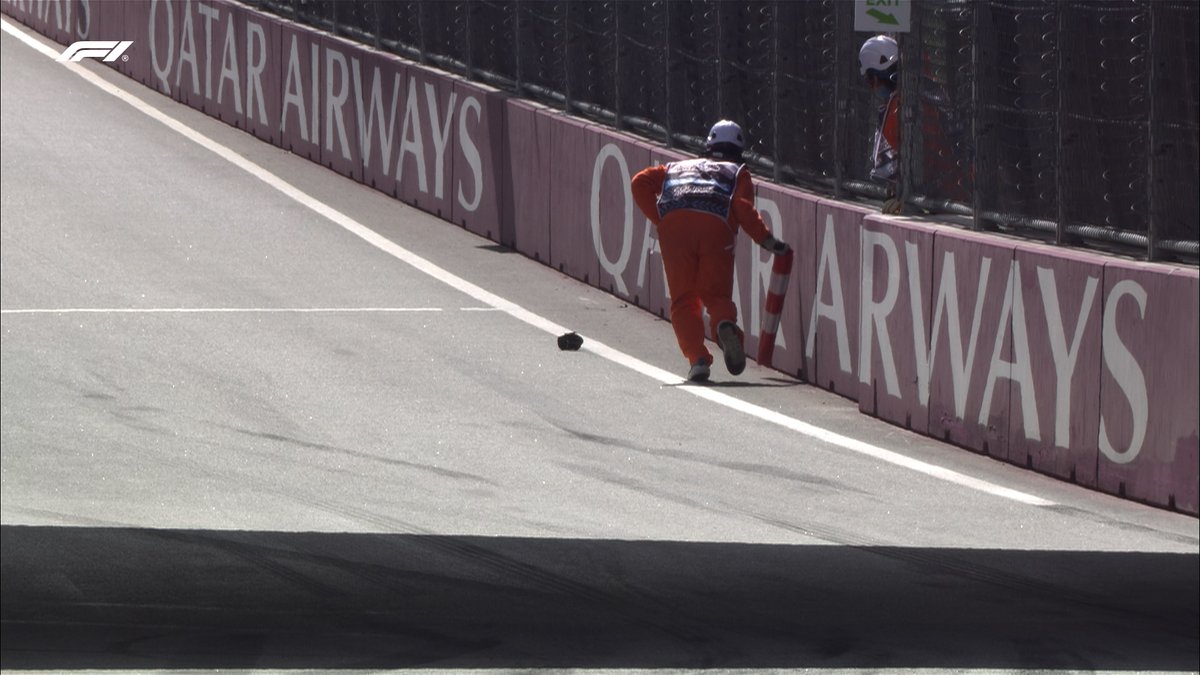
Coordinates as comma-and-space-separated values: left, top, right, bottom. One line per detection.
859, 35, 899, 76
706, 120, 745, 151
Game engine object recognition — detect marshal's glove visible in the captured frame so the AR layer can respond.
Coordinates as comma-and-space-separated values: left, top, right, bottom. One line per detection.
760, 235, 792, 256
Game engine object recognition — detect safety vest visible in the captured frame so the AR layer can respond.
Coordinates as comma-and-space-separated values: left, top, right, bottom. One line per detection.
871, 91, 900, 182
656, 158, 743, 221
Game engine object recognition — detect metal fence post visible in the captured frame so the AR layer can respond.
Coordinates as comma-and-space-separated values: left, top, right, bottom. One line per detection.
1146, 3, 1158, 260
514, 1, 522, 94
1054, 0, 1066, 246
898, 13, 918, 214
562, 2, 571, 113
771, 0, 782, 183
417, 1, 427, 64
372, 1, 381, 51
833, 5, 843, 199
971, 0, 982, 231
465, 2, 474, 82
614, 3, 622, 131
664, 3, 673, 148
716, 1, 725, 121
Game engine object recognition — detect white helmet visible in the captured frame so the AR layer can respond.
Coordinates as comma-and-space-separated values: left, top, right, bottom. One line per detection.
706, 120, 745, 151
859, 35, 899, 76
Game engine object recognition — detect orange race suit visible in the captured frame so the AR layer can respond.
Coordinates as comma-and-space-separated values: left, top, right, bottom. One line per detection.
631, 158, 773, 368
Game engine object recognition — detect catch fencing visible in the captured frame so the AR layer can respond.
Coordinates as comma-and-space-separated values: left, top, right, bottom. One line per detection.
249, 0, 1199, 263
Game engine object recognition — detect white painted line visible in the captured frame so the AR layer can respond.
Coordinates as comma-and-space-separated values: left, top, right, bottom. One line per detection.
0, 307, 443, 314
1, 18, 1055, 508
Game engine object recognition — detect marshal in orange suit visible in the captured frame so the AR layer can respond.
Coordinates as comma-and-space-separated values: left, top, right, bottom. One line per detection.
631, 120, 791, 382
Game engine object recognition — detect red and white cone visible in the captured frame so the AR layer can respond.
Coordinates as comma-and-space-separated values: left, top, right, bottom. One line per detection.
756, 249, 794, 368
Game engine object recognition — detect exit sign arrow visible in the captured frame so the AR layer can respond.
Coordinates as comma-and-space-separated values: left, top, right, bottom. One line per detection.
867, 8, 900, 25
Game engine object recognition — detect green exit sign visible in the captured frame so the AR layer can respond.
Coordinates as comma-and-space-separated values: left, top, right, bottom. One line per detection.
855, 0, 911, 33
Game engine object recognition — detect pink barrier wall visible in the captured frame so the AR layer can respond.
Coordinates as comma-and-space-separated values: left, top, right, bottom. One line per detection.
393, 65, 457, 218
242, 9, 280, 146
503, 99, 551, 262
274, 20, 319, 162
857, 217, 940, 435
1008, 244, 1104, 485
356, 48, 410, 199
1096, 261, 1199, 512
6, 0, 1195, 514
588, 129, 659, 309
926, 228, 1017, 458
451, 80, 507, 243
807, 200, 872, 398
548, 115, 600, 285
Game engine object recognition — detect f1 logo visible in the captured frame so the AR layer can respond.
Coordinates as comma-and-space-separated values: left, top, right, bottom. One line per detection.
57, 41, 133, 63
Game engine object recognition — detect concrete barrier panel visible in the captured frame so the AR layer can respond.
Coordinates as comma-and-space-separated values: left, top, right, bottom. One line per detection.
91, 0, 126, 69
185, 0, 238, 119
742, 181, 816, 380
241, 9, 279, 146
355, 49, 408, 199
57, 0, 82, 45
394, 65, 457, 218
927, 229, 1017, 457
1005, 244, 1103, 485
171, 0, 215, 113
502, 99, 552, 262
547, 114, 601, 285
276, 19, 321, 161
858, 216, 939, 433
451, 80, 507, 242
589, 130, 655, 308
18, 0, 74, 46
210, 3, 249, 131
134, 0, 177, 96
111, 1, 144, 83
1, 1, 33, 27
0, 1, 30, 29
807, 200, 868, 397
317, 33, 363, 183
1097, 262, 1199, 513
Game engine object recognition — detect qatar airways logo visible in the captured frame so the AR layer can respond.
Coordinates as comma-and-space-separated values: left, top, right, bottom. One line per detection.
57, 40, 133, 63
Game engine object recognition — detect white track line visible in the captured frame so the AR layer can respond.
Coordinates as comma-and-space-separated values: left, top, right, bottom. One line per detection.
1, 18, 1055, 507
1, 308, 443, 314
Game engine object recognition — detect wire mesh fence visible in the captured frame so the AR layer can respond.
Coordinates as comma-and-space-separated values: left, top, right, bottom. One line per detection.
249, 0, 1199, 263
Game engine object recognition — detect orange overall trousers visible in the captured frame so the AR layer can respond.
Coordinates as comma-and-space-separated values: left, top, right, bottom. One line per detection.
631, 159, 772, 367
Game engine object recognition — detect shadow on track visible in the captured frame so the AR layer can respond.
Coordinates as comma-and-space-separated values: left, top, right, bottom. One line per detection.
2, 525, 1196, 670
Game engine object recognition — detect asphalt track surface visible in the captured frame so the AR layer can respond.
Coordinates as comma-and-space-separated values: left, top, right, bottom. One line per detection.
1, 19, 1198, 673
